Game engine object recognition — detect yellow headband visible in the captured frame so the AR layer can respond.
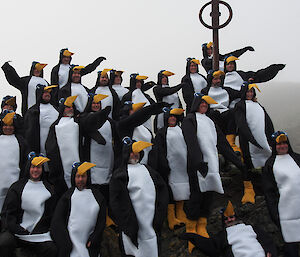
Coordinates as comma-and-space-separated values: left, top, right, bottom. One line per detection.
31, 156, 50, 166
132, 141, 153, 153
224, 201, 235, 217
226, 56, 239, 64
5, 97, 16, 107
63, 50, 74, 57
162, 70, 175, 76
248, 84, 261, 93
212, 70, 225, 78
202, 95, 218, 105
132, 102, 146, 112
93, 94, 108, 103
170, 108, 184, 115
191, 59, 200, 65
2, 112, 15, 126
64, 95, 78, 107
35, 63, 47, 71
276, 134, 288, 144
77, 162, 96, 175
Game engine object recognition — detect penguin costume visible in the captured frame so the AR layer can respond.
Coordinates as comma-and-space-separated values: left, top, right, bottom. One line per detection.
2, 61, 49, 116
59, 65, 91, 113
24, 85, 59, 154
45, 95, 82, 196
153, 70, 183, 132
181, 201, 277, 257
109, 69, 129, 100
109, 138, 168, 257
201, 42, 255, 73
181, 58, 208, 113
121, 73, 156, 131
0, 112, 28, 212
235, 83, 274, 170
0, 154, 57, 257
90, 69, 121, 120
263, 132, 300, 256
150, 108, 188, 230
51, 162, 106, 257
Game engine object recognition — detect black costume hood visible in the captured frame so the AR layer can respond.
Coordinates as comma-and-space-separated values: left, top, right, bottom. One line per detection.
185, 57, 199, 75
240, 83, 257, 101
24, 152, 48, 180
1, 95, 17, 111
0, 110, 21, 135
190, 93, 212, 113
224, 55, 237, 73
109, 69, 123, 86
201, 43, 210, 59
30, 62, 44, 78
67, 65, 82, 84
157, 70, 169, 85
162, 107, 184, 127
270, 131, 294, 156
57, 97, 80, 118
121, 137, 145, 166
95, 70, 110, 88
129, 73, 145, 91
70, 162, 92, 188
59, 48, 73, 64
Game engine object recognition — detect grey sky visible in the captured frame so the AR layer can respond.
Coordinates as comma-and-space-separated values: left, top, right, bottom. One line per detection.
0, 0, 299, 108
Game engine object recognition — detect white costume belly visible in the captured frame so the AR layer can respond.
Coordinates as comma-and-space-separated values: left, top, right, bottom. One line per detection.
90, 120, 114, 185
55, 117, 80, 187
132, 125, 152, 165
68, 188, 100, 257
112, 84, 129, 100
39, 103, 59, 154
246, 101, 271, 168
58, 64, 71, 88
95, 86, 114, 118
273, 154, 300, 243
0, 135, 20, 211
190, 73, 207, 93
224, 71, 244, 109
17, 180, 52, 243
122, 164, 158, 257
166, 126, 190, 201
226, 223, 265, 257
196, 113, 224, 194
208, 86, 229, 113
28, 76, 48, 109
71, 83, 88, 113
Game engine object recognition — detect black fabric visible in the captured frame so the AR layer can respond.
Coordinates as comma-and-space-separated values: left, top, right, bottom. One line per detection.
283, 242, 299, 257
121, 90, 155, 108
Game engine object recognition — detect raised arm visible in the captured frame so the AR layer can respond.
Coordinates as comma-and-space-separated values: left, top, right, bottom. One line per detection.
80, 57, 106, 76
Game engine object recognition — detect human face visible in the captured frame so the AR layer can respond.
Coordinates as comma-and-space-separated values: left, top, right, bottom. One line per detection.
99, 75, 109, 86
168, 115, 177, 127
197, 101, 208, 114
42, 91, 51, 103
161, 75, 168, 85
136, 80, 142, 89
63, 106, 74, 117
212, 76, 222, 87
224, 215, 236, 227
207, 47, 213, 56
2, 105, 14, 111
189, 62, 198, 74
30, 164, 43, 181
75, 172, 87, 190
33, 68, 41, 77
276, 142, 289, 155
114, 75, 122, 85
129, 152, 140, 164
61, 56, 71, 65
2, 125, 14, 135
91, 101, 101, 112
246, 89, 254, 100
72, 70, 81, 83
226, 62, 235, 72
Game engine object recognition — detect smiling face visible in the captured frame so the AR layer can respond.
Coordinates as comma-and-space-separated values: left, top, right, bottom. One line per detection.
91, 101, 101, 112
207, 47, 213, 56
42, 90, 51, 103
212, 76, 222, 87
72, 70, 81, 83
75, 172, 87, 191
197, 101, 208, 114
61, 56, 71, 65
224, 215, 236, 227
246, 88, 254, 100
189, 62, 198, 74
114, 75, 122, 85
276, 142, 289, 155
226, 62, 235, 72
33, 68, 41, 77
161, 75, 168, 85
129, 152, 140, 164
168, 115, 177, 127
29, 164, 43, 181
2, 125, 14, 135
99, 74, 109, 86
63, 106, 74, 117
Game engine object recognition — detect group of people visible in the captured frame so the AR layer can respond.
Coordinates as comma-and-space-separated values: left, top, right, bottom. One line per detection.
0, 43, 297, 257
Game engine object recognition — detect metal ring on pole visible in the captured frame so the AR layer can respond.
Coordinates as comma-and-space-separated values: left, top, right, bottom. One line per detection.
199, 1, 233, 30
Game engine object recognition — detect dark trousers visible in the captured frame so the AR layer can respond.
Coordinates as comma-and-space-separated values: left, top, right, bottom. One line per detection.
284, 242, 299, 257
0, 231, 57, 257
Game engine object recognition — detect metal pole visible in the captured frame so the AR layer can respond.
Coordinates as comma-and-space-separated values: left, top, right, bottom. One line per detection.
212, 0, 220, 71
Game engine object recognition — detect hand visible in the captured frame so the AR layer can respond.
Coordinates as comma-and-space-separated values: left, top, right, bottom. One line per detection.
278, 64, 286, 70
98, 56, 106, 62
248, 78, 254, 83
267, 253, 272, 257
87, 241, 91, 248
247, 46, 255, 51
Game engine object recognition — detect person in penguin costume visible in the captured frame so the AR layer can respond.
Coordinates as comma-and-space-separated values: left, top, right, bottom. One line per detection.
109, 138, 169, 257
24, 84, 59, 155
121, 73, 156, 131
263, 131, 300, 257
109, 69, 129, 100
181, 93, 252, 252
59, 65, 92, 113
0, 112, 28, 214
181, 58, 208, 113
45, 95, 82, 196
0, 153, 57, 257
2, 61, 49, 116
90, 69, 121, 120
150, 107, 188, 230
51, 161, 106, 257
201, 41, 255, 73
153, 70, 184, 133
181, 201, 277, 257
235, 83, 274, 171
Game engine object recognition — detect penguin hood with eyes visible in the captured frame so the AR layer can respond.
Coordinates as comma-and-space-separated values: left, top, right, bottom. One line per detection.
189, 94, 217, 113
0, 111, 21, 135
95, 70, 111, 88
157, 71, 170, 85
35, 84, 57, 105
185, 58, 200, 75
23, 153, 49, 180
162, 107, 184, 127
129, 73, 145, 91
120, 138, 150, 165
70, 162, 94, 188
224, 56, 238, 73
1, 95, 17, 111
240, 83, 258, 100
109, 69, 123, 86
67, 65, 83, 84
30, 61, 45, 78
59, 48, 73, 64
202, 43, 212, 59
57, 96, 80, 119
270, 131, 294, 156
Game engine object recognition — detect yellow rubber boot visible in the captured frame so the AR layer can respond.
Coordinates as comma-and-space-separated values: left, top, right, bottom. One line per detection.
175, 201, 187, 224
106, 209, 116, 227
186, 219, 197, 253
241, 181, 255, 204
167, 204, 183, 230
196, 217, 209, 238
226, 134, 241, 153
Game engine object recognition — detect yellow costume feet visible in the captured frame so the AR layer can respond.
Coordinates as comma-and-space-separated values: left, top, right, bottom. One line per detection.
106, 209, 116, 227
167, 204, 183, 230
175, 201, 187, 224
196, 217, 209, 238
186, 219, 197, 253
241, 181, 255, 204
226, 134, 241, 153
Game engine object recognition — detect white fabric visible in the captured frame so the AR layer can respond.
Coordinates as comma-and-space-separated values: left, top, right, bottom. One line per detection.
226, 223, 265, 257
0, 135, 20, 211
58, 64, 71, 88
71, 83, 88, 113
122, 164, 158, 257
246, 101, 272, 168
190, 73, 207, 93
132, 88, 152, 131
39, 103, 59, 154
224, 71, 244, 91
132, 125, 152, 165
90, 120, 114, 185
208, 86, 229, 113
166, 126, 190, 201
68, 188, 100, 257
112, 84, 129, 100
55, 117, 80, 188
18, 180, 52, 242
195, 113, 224, 194
208, 56, 224, 71
16, 232, 52, 243
27, 76, 48, 109
95, 86, 114, 118
273, 154, 300, 243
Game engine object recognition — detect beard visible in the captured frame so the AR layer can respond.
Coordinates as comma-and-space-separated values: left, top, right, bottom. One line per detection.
128, 158, 139, 164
